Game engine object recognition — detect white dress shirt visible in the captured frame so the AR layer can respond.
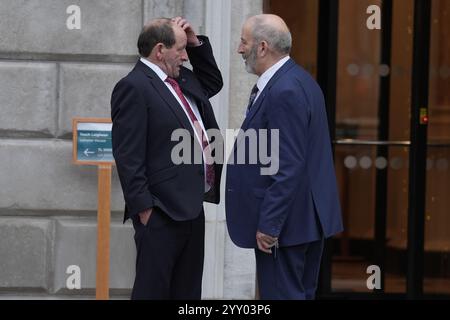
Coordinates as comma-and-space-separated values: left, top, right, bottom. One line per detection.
140, 57, 211, 191
253, 56, 290, 104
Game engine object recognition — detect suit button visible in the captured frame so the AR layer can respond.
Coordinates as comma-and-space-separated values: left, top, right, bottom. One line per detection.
227, 188, 233, 192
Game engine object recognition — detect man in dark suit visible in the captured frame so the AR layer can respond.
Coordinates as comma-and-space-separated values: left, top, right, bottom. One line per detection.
111, 17, 223, 300
226, 14, 343, 299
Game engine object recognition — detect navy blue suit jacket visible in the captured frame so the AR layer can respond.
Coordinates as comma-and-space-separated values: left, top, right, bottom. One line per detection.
111, 36, 223, 223
226, 58, 343, 248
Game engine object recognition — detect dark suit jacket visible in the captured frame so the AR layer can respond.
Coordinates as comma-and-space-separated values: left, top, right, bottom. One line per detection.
226, 58, 343, 248
111, 36, 223, 223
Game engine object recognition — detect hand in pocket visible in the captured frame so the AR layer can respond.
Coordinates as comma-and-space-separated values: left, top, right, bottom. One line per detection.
138, 208, 153, 226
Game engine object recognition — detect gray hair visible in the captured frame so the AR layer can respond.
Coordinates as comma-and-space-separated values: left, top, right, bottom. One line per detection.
251, 16, 292, 55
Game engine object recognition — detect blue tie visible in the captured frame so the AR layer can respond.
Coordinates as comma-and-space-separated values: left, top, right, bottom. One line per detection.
246, 84, 259, 116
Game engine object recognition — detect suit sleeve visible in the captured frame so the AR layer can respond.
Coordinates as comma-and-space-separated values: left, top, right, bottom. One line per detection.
186, 35, 223, 98
257, 85, 310, 237
111, 79, 154, 218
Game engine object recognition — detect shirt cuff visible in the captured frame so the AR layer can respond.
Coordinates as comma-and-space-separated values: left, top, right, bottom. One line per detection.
188, 39, 203, 47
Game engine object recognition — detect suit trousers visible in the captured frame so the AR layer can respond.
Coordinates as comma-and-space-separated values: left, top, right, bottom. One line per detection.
131, 207, 205, 300
255, 238, 324, 300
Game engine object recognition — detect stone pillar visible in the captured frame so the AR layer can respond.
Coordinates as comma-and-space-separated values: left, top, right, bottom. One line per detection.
222, 0, 263, 300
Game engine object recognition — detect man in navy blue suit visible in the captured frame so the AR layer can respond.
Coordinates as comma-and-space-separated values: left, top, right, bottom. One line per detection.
226, 14, 343, 300
112, 17, 222, 299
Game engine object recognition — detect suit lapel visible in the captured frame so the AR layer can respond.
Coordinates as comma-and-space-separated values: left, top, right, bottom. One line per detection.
136, 61, 195, 138
242, 59, 296, 129
178, 74, 211, 124
233, 58, 296, 149
178, 77, 206, 103
179, 80, 208, 121
241, 91, 267, 130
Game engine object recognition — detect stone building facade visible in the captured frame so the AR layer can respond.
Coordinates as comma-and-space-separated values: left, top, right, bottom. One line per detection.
0, 0, 263, 299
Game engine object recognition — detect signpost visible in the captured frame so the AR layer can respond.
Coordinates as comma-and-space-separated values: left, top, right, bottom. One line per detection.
72, 118, 114, 300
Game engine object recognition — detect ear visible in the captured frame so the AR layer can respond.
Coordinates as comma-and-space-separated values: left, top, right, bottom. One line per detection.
259, 41, 269, 57
154, 43, 165, 60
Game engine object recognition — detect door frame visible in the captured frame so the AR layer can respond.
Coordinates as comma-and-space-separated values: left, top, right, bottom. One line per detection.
314, 0, 442, 299
264, 0, 448, 299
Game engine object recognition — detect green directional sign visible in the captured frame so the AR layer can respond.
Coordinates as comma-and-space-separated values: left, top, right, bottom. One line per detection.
75, 121, 114, 164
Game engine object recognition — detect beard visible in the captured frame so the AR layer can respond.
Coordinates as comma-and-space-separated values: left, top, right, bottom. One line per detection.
243, 45, 257, 74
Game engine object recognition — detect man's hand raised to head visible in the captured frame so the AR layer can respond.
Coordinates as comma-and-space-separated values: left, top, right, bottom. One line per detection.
172, 16, 201, 47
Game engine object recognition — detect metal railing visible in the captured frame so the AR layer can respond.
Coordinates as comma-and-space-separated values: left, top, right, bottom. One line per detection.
334, 139, 450, 147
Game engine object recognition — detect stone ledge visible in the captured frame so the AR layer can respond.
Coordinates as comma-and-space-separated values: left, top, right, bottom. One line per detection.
52, 218, 135, 294
0, 218, 53, 291
0, 0, 142, 56
0, 62, 57, 136
0, 139, 125, 211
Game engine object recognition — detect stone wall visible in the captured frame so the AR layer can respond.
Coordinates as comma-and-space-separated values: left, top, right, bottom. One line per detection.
0, 0, 262, 299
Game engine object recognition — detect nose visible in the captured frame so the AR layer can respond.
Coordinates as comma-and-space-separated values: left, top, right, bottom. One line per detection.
181, 49, 188, 61
237, 43, 244, 54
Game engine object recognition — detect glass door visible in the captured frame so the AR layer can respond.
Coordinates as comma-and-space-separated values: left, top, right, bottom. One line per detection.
423, 0, 450, 296
265, 0, 450, 298
331, 0, 412, 295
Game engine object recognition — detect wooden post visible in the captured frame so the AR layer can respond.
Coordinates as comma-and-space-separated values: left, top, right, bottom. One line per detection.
96, 164, 112, 300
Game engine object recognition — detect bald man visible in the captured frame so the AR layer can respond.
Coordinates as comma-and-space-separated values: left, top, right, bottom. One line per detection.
226, 14, 343, 299
112, 17, 223, 299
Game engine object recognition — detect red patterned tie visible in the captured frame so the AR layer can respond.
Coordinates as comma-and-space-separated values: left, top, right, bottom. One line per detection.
165, 77, 215, 189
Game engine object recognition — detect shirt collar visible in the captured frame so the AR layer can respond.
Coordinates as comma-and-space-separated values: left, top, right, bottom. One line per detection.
140, 57, 168, 81
256, 56, 290, 92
